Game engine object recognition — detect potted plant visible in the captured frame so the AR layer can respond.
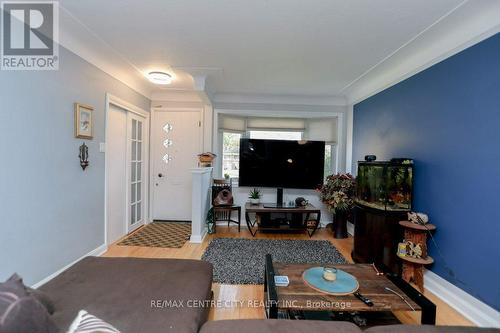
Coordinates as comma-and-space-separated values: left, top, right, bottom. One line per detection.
318, 173, 356, 239
249, 188, 261, 205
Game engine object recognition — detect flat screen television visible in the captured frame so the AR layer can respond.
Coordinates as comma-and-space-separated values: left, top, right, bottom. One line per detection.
239, 138, 325, 190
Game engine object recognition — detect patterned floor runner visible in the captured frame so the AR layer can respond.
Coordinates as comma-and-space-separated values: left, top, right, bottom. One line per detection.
117, 222, 191, 248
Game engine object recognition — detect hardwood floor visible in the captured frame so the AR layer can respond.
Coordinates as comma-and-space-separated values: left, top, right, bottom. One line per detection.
103, 225, 473, 326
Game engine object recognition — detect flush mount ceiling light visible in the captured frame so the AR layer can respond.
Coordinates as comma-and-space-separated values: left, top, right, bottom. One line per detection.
147, 71, 172, 85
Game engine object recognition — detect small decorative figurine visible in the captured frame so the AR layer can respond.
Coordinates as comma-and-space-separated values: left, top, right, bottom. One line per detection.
79, 143, 89, 170
397, 242, 407, 257
295, 197, 308, 207
405, 241, 423, 259
407, 212, 429, 225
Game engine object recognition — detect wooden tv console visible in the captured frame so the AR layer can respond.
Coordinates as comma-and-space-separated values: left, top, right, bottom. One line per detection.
244, 202, 321, 237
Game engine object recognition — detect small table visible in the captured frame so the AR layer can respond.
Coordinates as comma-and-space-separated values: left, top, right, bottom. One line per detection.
398, 221, 436, 292
245, 203, 321, 237
264, 254, 436, 325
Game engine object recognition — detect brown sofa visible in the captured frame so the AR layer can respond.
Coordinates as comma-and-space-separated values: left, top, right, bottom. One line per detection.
35, 257, 499, 333
200, 320, 500, 333
200, 319, 361, 333
39, 257, 213, 333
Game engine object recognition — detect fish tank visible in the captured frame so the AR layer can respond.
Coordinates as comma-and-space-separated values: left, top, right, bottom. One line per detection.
356, 159, 414, 211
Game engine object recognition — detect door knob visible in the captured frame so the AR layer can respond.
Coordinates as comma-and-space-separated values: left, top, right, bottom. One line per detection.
158, 173, 163, 178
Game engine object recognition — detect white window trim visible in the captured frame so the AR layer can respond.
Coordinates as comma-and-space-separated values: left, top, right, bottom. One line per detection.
325, 142, 339, 176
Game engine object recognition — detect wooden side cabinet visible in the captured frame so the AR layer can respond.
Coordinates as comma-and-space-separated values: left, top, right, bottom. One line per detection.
352, 205, 405, 275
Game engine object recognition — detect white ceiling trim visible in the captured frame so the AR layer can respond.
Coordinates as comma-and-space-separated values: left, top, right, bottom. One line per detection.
345, 0, 500, 104
214, 102, 347, 114
57, 1, 500, 105
214, 93, 347, 107
340, 0, 467, 95
58, 5, 153, 99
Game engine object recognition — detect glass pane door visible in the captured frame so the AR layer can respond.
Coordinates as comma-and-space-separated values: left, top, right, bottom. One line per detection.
130, 117, 144, 227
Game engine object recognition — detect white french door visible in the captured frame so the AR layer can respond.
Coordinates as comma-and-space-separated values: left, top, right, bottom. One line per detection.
127, 112, 148, 232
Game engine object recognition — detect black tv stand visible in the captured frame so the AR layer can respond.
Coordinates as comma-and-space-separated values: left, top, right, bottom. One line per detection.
263, 203, 300, 209
245, 203, 321, 237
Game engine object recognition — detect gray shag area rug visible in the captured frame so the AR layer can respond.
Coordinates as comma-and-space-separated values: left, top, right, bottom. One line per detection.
201, 238, 348, 284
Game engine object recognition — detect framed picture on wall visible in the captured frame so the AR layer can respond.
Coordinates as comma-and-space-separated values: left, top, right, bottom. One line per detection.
74, 103, 94, 139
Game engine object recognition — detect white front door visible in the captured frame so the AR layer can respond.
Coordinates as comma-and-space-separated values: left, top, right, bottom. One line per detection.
152, 109, 202, 221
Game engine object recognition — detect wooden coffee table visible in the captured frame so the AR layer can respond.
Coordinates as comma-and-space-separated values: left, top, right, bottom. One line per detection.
264, 254, 436, 325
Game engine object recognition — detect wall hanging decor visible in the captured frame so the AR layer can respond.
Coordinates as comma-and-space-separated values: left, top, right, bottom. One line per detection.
79, 143, 89, 170
74, 103, 94, 139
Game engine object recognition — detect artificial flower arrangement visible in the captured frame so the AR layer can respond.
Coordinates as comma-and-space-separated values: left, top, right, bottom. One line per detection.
318, 173, 356, 213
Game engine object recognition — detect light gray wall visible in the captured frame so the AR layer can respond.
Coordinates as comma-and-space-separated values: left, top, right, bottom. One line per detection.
0, 47, 151, 285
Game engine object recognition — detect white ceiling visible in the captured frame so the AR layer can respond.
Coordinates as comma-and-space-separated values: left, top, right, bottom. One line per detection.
58, 0, 500, 101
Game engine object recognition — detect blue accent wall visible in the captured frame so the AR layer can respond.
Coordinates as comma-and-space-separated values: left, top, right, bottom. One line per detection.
353, 33, 500, 310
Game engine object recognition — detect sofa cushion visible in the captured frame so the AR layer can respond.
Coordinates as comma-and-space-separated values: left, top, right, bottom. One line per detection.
8, 273, 55, 314
39, 256, 213, 333
365, 325, 500, 333
67, 310, 120, 333
200, 319, 362, 333
0, 276, 59, 333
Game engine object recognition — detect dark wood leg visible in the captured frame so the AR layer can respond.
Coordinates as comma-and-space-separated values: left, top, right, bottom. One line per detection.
307, 212, 321, 237
245, 211, 257, 237
385, 272, 436, 325
304, 212, 310, 236
264, 254, 278, 319
237, 207, 241, 232
314, 211, 321, 234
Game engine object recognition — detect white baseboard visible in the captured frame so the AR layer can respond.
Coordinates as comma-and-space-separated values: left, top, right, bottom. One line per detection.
190, 229, 207, 244
31, 244, 108, 289
424, 270, 500, 327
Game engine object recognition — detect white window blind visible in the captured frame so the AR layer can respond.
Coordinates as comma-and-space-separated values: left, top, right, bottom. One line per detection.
246, 117, 305, 130
218, 115, 246, 132
304, 118, 337, 143
218, 115, 337, 142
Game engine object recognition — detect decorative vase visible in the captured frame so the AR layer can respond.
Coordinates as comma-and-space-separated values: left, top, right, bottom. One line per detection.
332, 210, 348, 239
249, 198, 260, 205
207, 222, 216, 234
